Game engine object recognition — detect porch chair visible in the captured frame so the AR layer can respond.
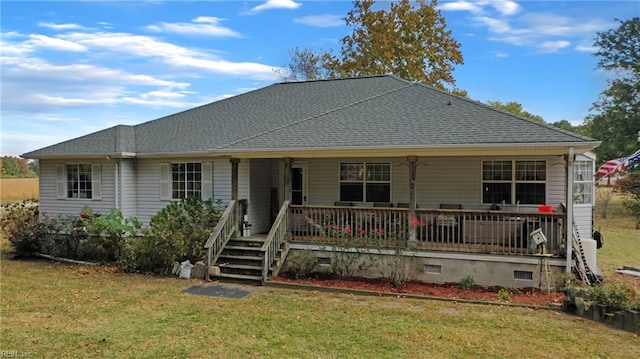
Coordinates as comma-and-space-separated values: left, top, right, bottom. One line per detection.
435, 204, 463, 243
334, 201, 353, 207
397, 202, 419, 208
373, 202, 394, 208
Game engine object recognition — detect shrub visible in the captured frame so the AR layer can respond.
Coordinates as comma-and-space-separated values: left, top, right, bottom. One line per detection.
0, 200, 40, 255
497, 288, 511, 301
371, 243, 416, 289
458, 275, 475, 290
120, 197, 223, 274
285, 250, 317, 279
586, 281, 638, 311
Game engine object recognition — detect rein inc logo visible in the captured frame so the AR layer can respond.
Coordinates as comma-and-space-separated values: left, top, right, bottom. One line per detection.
1, 351, 31, 358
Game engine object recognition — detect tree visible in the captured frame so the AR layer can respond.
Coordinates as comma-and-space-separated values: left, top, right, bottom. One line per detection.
585, 17, 640, 163
276, 47, 337, 82
279, 0, 465, 94
486, 101, 545, 123
0, 156, 37, 177
332, 0, 463, 89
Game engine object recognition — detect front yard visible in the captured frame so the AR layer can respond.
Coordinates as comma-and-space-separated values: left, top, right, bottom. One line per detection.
1, 258, 639, 358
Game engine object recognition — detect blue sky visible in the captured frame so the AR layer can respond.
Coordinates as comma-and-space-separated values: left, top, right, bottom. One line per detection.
1, 0, 638, 156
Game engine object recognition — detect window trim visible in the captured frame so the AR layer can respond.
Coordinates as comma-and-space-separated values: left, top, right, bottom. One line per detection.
338, 162, 392, 203
573, 160, 594, 205
57, 163, 102, 201
160, 161, 212, 201
481, 160, 547, 205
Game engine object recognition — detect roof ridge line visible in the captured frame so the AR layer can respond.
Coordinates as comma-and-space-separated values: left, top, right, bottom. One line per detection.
214, 79, 414, 150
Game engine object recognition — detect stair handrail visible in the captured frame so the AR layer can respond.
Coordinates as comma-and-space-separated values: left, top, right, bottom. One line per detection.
261, 200, 290, 282
205, 200, 238, 273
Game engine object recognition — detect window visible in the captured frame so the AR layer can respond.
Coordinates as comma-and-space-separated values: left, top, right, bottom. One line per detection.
482, 160, 546, 204
66, 164, 93, 199
573, 161, 593, 204
339, 163, 390, 202
172, 163, 202, 200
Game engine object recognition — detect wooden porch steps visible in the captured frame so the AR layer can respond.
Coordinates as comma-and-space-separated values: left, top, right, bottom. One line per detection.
211, 235, 268, 285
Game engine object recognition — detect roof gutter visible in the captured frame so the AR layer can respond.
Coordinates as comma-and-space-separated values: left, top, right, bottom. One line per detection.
23, 152, 137, 160
206, 141, 601, 159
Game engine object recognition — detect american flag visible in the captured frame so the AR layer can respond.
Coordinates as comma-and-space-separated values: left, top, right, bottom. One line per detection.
595, 148, 640, 178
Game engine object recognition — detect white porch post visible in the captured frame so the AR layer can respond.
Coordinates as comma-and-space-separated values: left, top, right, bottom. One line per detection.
565, 148, 575, 273
407, 156, 418, 247
283, 157, 292, 203
230, 158, 239, 201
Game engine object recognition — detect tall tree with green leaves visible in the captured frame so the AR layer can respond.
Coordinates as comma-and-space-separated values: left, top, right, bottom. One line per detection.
279, 0, 465, 95
585, 17, 640, 163
331, 0, 463, 90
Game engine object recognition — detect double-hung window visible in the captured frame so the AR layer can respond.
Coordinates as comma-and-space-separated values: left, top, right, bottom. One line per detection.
172, 163, 202, 200
573, 161, 593, 204
160, 162, 212, 201
482, 160, 546, 204
57, 163, 101, 200
339, 163, 391, 202
66, 164, 93, 199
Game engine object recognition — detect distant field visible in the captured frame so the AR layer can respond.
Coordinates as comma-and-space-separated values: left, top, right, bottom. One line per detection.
0, 178, 39, 204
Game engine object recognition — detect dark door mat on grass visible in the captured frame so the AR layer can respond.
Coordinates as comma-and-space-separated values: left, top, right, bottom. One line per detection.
181, 284, 253, 298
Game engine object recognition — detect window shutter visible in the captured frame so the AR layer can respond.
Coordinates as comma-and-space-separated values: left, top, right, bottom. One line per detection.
92, 163, 102, 200
202, 162, 213, 200
160, 163, 170, 200
56, 164, 65, 199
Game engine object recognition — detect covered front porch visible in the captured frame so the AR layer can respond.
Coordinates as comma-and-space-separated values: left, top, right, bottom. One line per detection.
204, 150, 586, 286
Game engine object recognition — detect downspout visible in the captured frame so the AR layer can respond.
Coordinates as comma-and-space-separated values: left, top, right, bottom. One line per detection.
565, 148, 575, 273
115, 160, 120, 210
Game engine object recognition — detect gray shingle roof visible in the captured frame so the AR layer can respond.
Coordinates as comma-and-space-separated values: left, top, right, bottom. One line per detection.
24, 75, 597, 158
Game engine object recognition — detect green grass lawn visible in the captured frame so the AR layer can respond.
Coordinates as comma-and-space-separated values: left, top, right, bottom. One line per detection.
1, 259, 639, 358
1, 191, 639, 358
594, 188, 640, 273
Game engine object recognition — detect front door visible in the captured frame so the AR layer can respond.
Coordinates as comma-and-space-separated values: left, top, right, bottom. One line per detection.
290, 162, 308, 232
291, 163, 307, 205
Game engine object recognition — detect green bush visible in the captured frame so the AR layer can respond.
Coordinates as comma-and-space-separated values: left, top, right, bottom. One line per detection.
497, 288, 511, 301
285, 250, 318, 279
458, 275, 476, 290
0, 201, 40, 255
586, 281, 639, 311
120, 197, 223, 274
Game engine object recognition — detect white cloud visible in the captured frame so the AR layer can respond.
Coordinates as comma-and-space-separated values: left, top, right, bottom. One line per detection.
475, 16, 517, 34
521, 13, 609, 37
575, 44, 597, 53
29, 34, 87, 52
249, 0, 302, 13
538, 40, 571, 53
294, 14, 343, 27
37, 22, 84, 30
438, 1, 483, 14
57, 32, 278, 80
146, 17, 242, 37
490, 0, 520, 16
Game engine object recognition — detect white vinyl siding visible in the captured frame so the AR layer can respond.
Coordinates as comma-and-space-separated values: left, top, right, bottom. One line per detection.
136, 158, 248, 225
40, 160, 114, 217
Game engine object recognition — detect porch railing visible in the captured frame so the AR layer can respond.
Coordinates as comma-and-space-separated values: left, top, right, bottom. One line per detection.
291, 205, 565, 256
205, 200, 238, 272
262, 200, 290, 281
